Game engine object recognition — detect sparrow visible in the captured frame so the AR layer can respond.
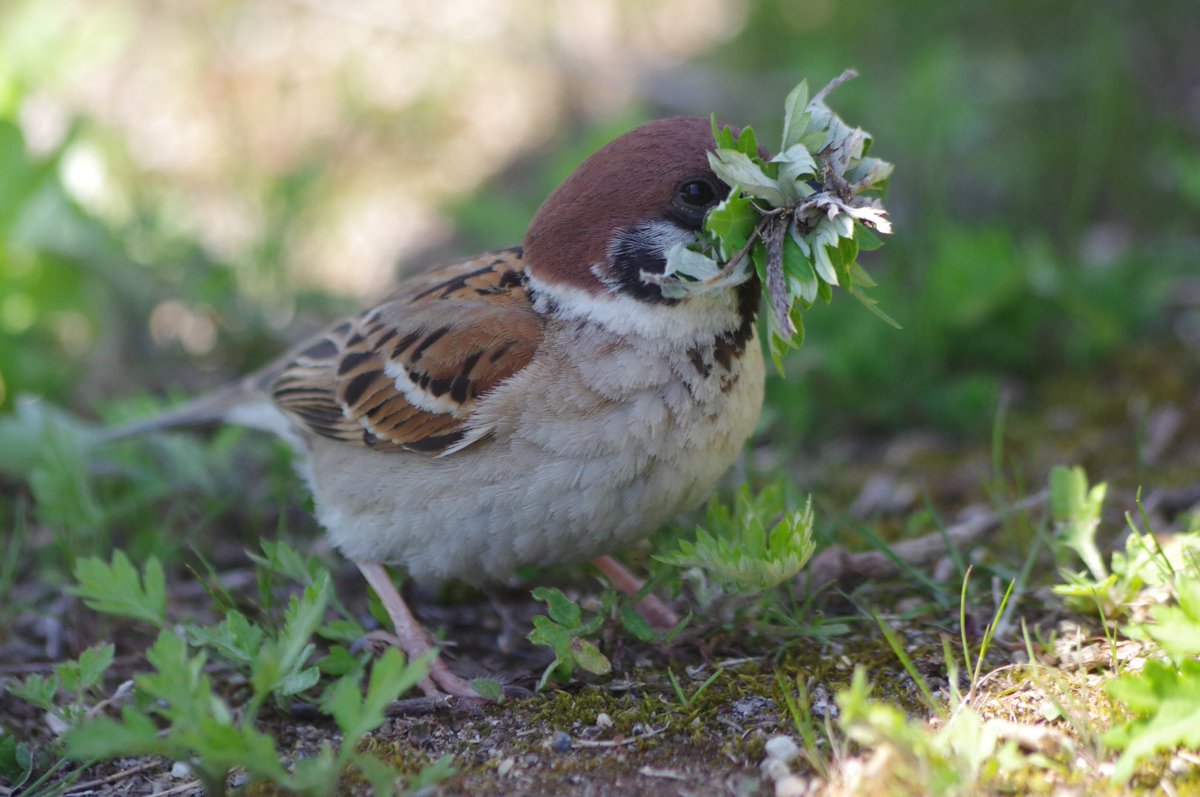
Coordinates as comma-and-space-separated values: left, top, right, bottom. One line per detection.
116, 116, 765, 699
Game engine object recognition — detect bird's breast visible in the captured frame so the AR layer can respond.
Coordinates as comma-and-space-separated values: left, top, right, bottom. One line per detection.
308, 301, 764, 583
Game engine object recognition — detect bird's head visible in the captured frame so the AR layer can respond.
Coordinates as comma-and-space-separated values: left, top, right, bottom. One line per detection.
523, 116, 761, 313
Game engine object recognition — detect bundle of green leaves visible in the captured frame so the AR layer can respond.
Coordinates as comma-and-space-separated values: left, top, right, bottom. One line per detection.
650, 70, 895, 369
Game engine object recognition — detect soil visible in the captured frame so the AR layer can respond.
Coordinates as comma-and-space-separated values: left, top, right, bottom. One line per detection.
1, 341, 1198, 796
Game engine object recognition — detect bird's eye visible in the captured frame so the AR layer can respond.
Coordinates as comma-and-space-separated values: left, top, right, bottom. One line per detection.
676, 179, 717, 208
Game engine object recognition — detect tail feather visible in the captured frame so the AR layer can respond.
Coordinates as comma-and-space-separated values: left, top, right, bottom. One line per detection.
95, 380, 262, 444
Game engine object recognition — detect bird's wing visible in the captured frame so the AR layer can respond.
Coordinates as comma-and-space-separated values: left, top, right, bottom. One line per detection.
264, 247, 543, 454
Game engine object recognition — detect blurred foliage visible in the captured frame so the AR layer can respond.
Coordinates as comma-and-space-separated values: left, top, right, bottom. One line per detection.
0, 0, 1197, 442
457, 2, 1200, 440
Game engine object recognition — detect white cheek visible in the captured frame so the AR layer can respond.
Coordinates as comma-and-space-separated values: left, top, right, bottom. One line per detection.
527, 272, 744, 344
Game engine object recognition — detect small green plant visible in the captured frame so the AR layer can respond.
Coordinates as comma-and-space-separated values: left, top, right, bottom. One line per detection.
527, 587, 611, 690
657, 483, 816, 594
835, 668, 1022, 797
1051, 466, 1200, 618
0, 736, 38, 793
70, 550, 168, 627
1050, 464, 1109, 583
1102, 576, 1200, 782
0, 401, 106, 562
2, 644, 117, 795
1104, 658, 1200, 783
6, 644, 115, 732
1046, 464, 1200, 781
775, 670, 835, 779
65, 635, 441, 796
666, 666, 724, 709
6, 544, 453, 796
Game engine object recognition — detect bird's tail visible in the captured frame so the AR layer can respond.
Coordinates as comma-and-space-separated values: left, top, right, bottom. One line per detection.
95, 378, 264, 445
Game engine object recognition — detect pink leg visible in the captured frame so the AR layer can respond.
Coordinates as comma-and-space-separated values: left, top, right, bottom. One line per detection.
592, 555, 679, 631
356, 561, 480, 700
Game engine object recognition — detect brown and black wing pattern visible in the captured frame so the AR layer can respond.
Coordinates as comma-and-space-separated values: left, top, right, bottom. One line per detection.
267, 248, 542, 454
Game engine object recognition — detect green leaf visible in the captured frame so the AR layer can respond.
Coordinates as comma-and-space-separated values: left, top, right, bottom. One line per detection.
65, 707, 166, 760
781, 234, 819, 305
323, 673, 365, 740
529, 615, 573, 661
531, 587, 582, 628
656, 485, 817, 593
704, 193, 757, 259
251, 574, 330, 700
248, 539, 321, 589
361, 647, 429, 729
27, 409, 105, 543
275, 664, 321, 696
734, 125, 760, 160
1050, 465, 1108, 582
188, 610, 264, 666
779, 79, 810, 151
75, 643, 115, 692
137, 630, 213, 724
469, 678, 505, 703
70, 551, 168, 627
317, 618, 367, 643
7, 673, 59, 713
191, 718, 290, 782
845, 156, 894, 186
619, 606, 659, 643
354, 752, 400, 797
849, 284, 902, 329
569, 637, 611, 676
711, 116, 737, 150
0, 736, 34, 787
809, 218, 842, 286
1142, 578, 1200, 660
401, 754, 456, 797
855, 223, 885, 251
289, 744, 339, 795
318, 645, 362, 677
707, 149, 787, 206
1105, 658, 1200, 783
326, 647, 430, 740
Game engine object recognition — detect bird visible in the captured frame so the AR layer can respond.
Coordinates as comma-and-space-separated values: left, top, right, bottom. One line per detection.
113, 116, 766, 699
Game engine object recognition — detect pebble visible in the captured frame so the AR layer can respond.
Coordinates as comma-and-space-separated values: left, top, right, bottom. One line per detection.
595, 712, 613, 729
764, 735, 800, 764
809, 684, 838, 720
171, 761, 192, 779
774, 774, 808, 797
549, 731, 572, 753
730, 696, 776, 722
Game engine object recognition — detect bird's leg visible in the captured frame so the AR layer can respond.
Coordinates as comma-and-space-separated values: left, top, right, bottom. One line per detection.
591, 555, 679, 631
355, 561, 481, 700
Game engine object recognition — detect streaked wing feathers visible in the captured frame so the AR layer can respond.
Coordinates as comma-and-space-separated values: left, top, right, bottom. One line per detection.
267, 248, 541, 454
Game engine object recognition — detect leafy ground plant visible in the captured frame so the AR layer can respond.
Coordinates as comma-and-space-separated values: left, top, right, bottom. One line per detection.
656, 482, 816, 596
1052, 465, 1200, 618
650, 70, 896, 369
5, 546, 452, 796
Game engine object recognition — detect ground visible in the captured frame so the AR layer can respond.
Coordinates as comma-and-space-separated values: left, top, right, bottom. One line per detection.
2, 337, 1197, 796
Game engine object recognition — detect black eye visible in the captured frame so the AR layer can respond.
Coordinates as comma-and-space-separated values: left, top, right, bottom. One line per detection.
676, 179, 717, 208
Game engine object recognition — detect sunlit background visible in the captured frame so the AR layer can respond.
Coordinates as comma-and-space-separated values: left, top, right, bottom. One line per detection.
1, 0, 1198, 445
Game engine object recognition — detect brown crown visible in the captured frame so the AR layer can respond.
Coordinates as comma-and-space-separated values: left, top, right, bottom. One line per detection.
523, 116, 726, 294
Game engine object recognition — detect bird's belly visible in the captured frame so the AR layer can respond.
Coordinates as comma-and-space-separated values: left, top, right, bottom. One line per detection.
305, 341, 764, 583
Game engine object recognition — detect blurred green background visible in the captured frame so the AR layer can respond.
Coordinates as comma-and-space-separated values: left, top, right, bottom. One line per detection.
1, 0, 1198, 441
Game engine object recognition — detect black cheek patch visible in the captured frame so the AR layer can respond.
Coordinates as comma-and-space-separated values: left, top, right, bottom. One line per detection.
607, 221, 684, 306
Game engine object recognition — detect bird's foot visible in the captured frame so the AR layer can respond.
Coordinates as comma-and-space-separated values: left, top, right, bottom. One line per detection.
631, 592, 680, 632
592, 555, 681, 632
360, 629, 484, 701
427, 656, 484, 700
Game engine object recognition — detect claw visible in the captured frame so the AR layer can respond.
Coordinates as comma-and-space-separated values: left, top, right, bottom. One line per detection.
355, 561, 487, 702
